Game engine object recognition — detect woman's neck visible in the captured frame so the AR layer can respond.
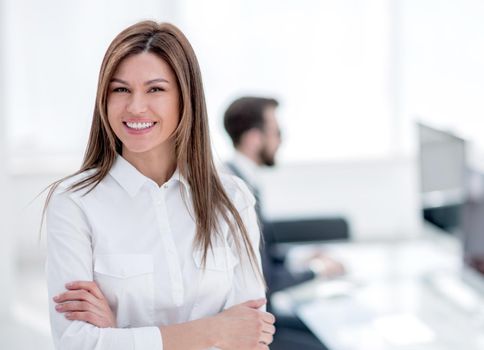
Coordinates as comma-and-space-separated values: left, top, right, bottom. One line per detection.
122, 145, 177, 187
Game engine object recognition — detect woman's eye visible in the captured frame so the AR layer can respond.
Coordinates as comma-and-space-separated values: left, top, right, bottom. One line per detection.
113, 87, 129, 93
149, 87, 164, 93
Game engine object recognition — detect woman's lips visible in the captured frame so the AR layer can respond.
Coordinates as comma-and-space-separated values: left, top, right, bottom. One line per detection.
122, 121, 157, 135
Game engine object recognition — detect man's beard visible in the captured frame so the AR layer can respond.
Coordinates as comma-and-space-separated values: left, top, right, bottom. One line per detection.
259, 146, 276, 167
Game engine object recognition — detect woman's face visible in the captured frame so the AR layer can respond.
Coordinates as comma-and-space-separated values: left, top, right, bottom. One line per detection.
107, 52, 180, 157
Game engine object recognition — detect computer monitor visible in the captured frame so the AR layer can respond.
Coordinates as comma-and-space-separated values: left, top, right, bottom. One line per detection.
461, 199, 484, 275
418, 122, 467, 208
417, 122, 467, 231
417, 124, 484, 280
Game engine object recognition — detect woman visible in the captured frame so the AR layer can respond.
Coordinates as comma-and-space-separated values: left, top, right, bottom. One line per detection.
44, 21, 275, 350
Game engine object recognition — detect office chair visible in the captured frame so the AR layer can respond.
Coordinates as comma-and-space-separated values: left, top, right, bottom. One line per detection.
269, 217, 350, 243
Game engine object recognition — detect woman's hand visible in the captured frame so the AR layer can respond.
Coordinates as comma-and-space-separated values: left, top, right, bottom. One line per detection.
53, 281, 116, 328
213, 298, 276, 349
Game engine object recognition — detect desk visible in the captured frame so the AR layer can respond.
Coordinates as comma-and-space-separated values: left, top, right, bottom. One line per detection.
272, 227, 484, 350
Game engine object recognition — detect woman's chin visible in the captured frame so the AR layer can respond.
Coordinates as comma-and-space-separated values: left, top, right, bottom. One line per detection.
121, 145, 157, 155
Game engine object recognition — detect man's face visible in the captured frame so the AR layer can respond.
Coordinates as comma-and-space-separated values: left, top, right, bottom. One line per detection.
259, 106, 282, 167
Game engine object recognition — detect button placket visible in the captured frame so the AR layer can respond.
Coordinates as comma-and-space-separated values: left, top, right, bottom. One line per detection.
152, 188, 185, 306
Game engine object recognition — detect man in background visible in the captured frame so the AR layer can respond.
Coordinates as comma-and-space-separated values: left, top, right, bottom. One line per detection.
223, 96, 344, 350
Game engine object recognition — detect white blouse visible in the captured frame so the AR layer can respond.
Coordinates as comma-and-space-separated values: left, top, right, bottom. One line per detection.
45, 155, 265, 350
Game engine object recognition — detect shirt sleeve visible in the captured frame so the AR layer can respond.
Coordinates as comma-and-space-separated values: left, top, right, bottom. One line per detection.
223, 178, 267, 311
45, 186, 163, 350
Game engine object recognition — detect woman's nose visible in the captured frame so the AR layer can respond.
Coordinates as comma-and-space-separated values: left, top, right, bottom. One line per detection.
126, 92, 148, 114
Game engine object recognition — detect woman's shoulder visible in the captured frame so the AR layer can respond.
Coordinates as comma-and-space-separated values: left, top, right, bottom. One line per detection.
45, 170, 97, 218
218, 172, 256, 210
53, 168, 98, 198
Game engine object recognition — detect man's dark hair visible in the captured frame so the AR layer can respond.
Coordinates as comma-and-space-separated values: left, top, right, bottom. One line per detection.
223, 96, 279, 147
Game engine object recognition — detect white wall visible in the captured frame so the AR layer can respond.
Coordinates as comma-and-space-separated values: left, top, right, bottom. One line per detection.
9, 173, 62, 265
6, 0, 482, 262
181, 0, 399, 163
4, 0, 178, 170
5, 0, 484, 167
398, 0, 484, 161
0, 0, 14, 320
260, 157, 422, 240
5, 0, 402, 169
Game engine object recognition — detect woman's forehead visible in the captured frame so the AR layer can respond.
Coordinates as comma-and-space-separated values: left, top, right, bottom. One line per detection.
112, 52, 175, 82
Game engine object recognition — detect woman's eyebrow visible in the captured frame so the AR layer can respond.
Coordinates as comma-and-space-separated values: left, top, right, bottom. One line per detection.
145, 78, 169, 85
110, 78, 128, 84
109, 78, 169, 85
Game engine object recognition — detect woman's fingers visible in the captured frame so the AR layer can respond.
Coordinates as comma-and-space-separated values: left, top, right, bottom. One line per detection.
54, 280, 117, 328
56, 300, 96, 314
216, 303, 277, 349
262, 323, 276, 335
58, 300, 115, 328
258, 323, 274, 345
53, 285, 105, 317
261, 311, 275, 325
65, 281, 105, 300
54, 289, 101, 307
259, 331, 274, 346
241, 298, 267, 309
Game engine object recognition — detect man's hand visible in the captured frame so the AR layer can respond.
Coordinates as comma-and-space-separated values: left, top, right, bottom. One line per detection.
53, 281, 116, 328
308, 252, 346, 278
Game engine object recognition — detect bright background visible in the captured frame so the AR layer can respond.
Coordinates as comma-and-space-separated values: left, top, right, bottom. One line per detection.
4, 0, 484, 170
2, 0, 484, 348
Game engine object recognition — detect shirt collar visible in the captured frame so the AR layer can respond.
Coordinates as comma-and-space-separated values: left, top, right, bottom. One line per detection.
232, 151, 259, 188
109, 154, 191, 197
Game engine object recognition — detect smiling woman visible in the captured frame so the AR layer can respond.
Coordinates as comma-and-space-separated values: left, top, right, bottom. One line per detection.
42, 21, 274, 350
107, 53, 180, 155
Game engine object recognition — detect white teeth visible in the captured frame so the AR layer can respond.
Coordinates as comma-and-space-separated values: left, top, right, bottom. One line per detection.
126, 121, 154, 130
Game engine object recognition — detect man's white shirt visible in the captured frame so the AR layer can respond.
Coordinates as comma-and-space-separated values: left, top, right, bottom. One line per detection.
46, 154, 265, 350
227, 151, 260, 191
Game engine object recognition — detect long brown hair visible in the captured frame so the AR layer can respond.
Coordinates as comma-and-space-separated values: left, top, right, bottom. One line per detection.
42, 21, 263, 283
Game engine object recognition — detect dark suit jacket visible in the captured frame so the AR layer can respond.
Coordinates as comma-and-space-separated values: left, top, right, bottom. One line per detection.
225, 162, 315, 295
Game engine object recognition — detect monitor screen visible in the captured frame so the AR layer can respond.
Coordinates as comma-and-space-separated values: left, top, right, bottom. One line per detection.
417, 123, 467, 232
418, 122, 467, 209
418, 123, 484, 277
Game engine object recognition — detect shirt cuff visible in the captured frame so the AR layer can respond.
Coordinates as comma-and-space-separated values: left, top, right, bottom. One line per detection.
132, 326, 163, 350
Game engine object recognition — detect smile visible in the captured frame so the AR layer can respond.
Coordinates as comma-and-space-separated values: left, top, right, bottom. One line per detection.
123, 121, 157, 130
